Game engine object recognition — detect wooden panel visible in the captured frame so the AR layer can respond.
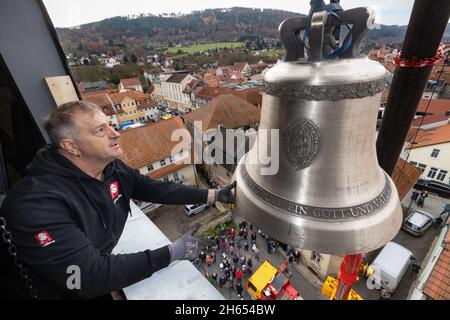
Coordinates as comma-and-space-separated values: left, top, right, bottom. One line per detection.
45, 75, 78, 106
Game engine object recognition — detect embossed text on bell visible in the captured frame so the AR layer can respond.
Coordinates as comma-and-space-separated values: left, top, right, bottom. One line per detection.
234, 6, 403, 255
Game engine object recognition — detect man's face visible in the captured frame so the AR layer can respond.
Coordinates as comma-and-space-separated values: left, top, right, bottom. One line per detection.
73, 109, 122, 164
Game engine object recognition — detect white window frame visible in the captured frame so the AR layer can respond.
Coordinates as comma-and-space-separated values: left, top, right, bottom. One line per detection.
147, 164, 154, 172
160, 159, 166, 167
428, 167, 438, 179
431, 149, 440, 158
436, 169, 448, 182
417, 163, 427, 171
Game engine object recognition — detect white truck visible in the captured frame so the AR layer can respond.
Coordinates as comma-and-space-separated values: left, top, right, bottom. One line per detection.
368, 242, 413, 299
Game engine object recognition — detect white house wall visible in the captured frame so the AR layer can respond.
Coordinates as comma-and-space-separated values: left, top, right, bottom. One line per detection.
407, 142, 450, 183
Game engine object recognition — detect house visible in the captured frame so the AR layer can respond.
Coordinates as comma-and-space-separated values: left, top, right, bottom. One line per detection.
422, 79, 446, 100
411, 113, 450, 130
119, 116, 197, 212
416, 99, 450, 116
215, 66, 234, 77
81, 92, 119, 129
104, 57, 120, 68
406, 123, 450, 184
77, 81, 108, 94
191, 86, 235, 108
109, 90, 159, 127
184, 94, 261, 187
409, 223, 450, 300
231, 88, 263, 108
119, 77, 143, 93
160, 73, 197, 113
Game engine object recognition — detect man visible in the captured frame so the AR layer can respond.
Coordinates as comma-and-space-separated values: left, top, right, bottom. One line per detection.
411, 262, 422, 280
0, 101, 236, 299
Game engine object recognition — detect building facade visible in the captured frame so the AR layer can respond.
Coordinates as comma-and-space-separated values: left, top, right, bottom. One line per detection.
407, 124, 450, 184
119, 77, 143, 93
160, 73, 197, 113
109, 91, 160, 126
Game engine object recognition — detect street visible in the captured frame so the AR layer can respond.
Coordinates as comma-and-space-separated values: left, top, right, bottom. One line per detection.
353, 188, 448, 300
148, 205, 325, 300
146, 187, 449, 300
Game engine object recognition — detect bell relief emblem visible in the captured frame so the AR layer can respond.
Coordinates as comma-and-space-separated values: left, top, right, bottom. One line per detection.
282, 117, 321, 170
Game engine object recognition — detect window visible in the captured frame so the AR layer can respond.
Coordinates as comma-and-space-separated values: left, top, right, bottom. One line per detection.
428, 167, 438, 179
311, 251, 321, 264
160, 159, 166, 167
147, 164, 154, 172
162, 176, 169, 182
170, 156, 175, 163
437, 170, 448, 182
431, 149, 440, 158
417, 163, 427, 171
173, 172, 179, 181
410, 161, 417, 166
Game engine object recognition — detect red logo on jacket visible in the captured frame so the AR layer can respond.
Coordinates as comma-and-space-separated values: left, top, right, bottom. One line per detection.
110, 181, 119, 199
34, 231, 55, 247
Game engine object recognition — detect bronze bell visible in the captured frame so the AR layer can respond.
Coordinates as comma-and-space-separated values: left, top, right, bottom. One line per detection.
234, 7, 402, 255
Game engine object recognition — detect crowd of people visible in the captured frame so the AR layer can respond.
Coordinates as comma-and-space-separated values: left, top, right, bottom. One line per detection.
191, 219, 291, 300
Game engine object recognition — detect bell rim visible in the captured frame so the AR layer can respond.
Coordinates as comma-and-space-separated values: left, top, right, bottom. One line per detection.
234, 162, 403, 255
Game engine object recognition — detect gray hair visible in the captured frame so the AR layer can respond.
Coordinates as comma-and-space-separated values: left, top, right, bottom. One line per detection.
43, 100, 102, 145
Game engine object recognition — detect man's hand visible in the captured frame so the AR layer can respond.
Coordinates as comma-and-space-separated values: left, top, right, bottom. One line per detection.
214, 181, 237, 204
169, 224, 213, 263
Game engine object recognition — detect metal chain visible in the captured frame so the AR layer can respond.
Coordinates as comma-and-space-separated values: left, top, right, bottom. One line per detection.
0, 217, 39, 300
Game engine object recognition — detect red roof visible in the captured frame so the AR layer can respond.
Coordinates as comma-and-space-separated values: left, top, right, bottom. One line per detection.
82, 93, 115, 116
193, 86, 234, 100
423, 228, 450, 300
146, 161, 191, 180
416, 99, 450, 115
411, 114, 450, 127
185, 94, 261, 131
119, 116, 189, 169
231, 89, 263, 107
109, 90, 152, 104
146, 84, 155, 94
408, 123, 450, 149
392, 159, 422, 201
120, 77, 142, 87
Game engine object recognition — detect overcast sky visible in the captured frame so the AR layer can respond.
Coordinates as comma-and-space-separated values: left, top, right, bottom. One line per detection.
43, 0, 415, 28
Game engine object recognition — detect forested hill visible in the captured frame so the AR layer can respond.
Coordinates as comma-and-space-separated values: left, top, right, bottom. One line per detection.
55, 7, 450, 55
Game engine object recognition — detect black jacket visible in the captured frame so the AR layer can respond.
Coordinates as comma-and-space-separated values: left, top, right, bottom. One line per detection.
0, 145, 208, 299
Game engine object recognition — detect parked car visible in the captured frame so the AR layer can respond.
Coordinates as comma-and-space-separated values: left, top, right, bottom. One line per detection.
413, 179, 450, 198
402, 209, 435, 236
367, 242, 413, 299
184, 203, 210, 216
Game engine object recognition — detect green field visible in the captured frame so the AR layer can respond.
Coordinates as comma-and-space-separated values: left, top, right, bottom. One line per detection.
166, 42, 244, 54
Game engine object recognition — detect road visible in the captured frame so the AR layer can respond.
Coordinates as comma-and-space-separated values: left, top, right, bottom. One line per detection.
352, 188, 448, 300
147, 204, 220, 241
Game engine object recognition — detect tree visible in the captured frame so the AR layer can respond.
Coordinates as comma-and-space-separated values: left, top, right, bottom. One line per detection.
131, 53, 138, 64
123, 55, 129, 63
